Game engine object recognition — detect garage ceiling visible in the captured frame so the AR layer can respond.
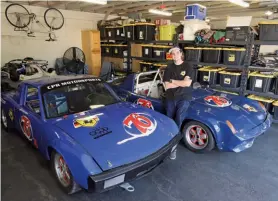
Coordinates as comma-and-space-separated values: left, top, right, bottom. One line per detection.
8, 0, 278, 21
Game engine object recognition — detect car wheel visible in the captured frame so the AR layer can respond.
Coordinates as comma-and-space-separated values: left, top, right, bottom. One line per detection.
182, 121, 215, 153
1, 109, 10, 132
51, 151, 81, 194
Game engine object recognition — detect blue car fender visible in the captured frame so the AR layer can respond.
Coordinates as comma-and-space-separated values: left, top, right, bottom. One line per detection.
46, 128, 103, 189
184, 106, 224, 148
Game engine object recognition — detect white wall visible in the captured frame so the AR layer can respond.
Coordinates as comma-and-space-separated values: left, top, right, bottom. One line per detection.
1, 2, 117, 67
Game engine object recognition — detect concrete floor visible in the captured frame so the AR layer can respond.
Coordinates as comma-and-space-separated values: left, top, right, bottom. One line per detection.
1, 124, 278, 201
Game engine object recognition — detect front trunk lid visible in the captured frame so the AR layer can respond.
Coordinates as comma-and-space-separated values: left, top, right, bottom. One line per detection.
54, 102, 179, 171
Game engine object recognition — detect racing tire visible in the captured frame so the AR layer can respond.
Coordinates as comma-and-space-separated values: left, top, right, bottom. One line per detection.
182, 121, 215, 153
51, 151, 81, 194
1, 109, 11, 132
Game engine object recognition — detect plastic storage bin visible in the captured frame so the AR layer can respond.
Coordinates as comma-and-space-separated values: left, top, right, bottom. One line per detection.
153, 63, 168, 70
152, 45, 171, 59
140, 62, 154, 72
101, 44, 111, 57
99, 26, 106, 39
159, 25, 176, 40
223, 48, 246, 66
259, 22, 278, 41
198, 66, 225, 85
248, 72, 278, 93
202, 48, 223, 64
247, 95, 274, 113
142, 45, 153, 58
219, 70, 241, 88
184, 47, 202, 62
273, 101, 278, 120
135, 23, 156, 41
185, 4, 207, 20
111, 45, 127, 57
124, 24, 136, 40
105, 27, 116, 39
114, 26, 124, 40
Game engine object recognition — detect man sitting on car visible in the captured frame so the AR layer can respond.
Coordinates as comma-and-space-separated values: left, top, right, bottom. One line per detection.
163, 46, 194, 129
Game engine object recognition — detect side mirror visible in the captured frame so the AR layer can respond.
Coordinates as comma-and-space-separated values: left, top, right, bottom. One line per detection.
193, 82, 201, 89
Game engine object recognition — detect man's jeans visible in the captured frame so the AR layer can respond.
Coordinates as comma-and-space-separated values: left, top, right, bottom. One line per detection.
165, 99, 190, 129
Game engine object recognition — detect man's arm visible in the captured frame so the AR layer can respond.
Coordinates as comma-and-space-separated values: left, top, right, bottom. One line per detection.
165, 81, 179, 90
171, 77, 192, 87
163, 65, 179, 90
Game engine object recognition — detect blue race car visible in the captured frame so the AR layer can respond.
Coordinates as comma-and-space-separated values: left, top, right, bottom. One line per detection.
1, 75, 180, 194
110, 70, 273, 153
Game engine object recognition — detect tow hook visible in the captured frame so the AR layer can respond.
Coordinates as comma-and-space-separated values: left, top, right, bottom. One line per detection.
120, 182, 135, 192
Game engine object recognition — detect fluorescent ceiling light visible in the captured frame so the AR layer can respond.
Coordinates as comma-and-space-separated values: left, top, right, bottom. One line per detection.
83, 0, 107, 5
149, 9, 172, 16
265, 10, 274, 16
229, 0, 250, 8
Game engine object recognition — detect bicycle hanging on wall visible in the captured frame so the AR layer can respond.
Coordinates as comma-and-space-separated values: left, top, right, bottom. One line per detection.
5, 3, 64, 41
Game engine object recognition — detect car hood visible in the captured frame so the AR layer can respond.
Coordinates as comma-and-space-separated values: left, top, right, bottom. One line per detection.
193, 92, 267, 131
54, 102, 179, 171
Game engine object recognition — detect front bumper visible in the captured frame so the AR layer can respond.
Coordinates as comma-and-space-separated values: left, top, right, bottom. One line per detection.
87, 133, 182, 193
224, 113, 273, 153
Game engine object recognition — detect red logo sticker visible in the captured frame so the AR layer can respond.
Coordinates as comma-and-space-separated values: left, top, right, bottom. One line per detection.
118, 113, 157, 145
20, 115, 33, 141
136, 98, 154, 110
204, 96, 232, 107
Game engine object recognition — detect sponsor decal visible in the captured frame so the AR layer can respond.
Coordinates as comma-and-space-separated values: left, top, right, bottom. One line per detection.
89, 127, 112, 139
243, 104, 257, 112
136, 98, 154, 110
43, 78, 102, 91
8, 109, 14, 121
180, 71, 186, 76
20, 115, 33, 141
117, 113, 157, 145
73, 113, 103, 128
204, 96, 232, 107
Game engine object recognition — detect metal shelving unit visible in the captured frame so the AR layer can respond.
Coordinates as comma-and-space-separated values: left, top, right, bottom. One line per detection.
245, 90, 278, 99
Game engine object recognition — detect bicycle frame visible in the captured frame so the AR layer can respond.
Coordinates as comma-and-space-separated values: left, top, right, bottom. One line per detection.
15, 12, 57, 41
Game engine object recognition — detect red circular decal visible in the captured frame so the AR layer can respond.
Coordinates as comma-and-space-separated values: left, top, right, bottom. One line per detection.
204, 96, 232, 107
20, 115, 33, 141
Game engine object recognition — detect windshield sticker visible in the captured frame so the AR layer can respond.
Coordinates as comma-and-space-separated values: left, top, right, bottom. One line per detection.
243, 104, 257, 112
135, 98, 154, 110
9, 109, 14, 121
204, 96, 232, 107
43, 78, 102, 91
118, 113, 157, 145
73, 113, 103, 128
20, 115, 33, 141
90, 127, 112, 139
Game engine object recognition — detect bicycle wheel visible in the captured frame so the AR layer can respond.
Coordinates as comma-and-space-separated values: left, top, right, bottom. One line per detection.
5, 3, 31, 28
44, 8, 64, 30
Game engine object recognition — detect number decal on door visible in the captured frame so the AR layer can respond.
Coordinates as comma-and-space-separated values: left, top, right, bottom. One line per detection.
20, 115, 33, 141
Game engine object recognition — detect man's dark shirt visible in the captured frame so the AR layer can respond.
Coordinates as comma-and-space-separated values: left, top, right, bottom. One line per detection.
163, 61, 194, 101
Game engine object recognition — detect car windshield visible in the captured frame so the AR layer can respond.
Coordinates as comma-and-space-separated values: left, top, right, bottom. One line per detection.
41, 80, 119, 119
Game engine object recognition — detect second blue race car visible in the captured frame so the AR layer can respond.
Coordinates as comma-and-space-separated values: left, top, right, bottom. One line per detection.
110, 70, 273, 153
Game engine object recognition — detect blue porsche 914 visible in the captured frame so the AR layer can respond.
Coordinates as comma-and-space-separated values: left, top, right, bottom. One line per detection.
1, 75, 181, 194
110, 70, 273, 153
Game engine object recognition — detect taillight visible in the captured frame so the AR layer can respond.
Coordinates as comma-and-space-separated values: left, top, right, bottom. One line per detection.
226, 120, 237, 134
258, 102, 266, 111
144, 89, 149, 95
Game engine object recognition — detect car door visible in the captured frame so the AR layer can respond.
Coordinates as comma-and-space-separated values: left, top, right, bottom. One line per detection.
14, 84, 46, 151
